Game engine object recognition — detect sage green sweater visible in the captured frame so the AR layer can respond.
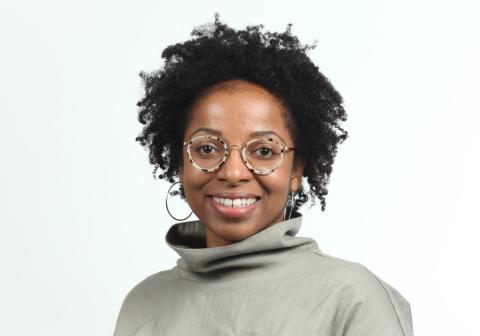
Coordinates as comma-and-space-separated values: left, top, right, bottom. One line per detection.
113, 214, 414, 336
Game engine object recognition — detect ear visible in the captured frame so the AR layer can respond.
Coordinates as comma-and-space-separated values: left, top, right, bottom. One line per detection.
290, 157, 305, 192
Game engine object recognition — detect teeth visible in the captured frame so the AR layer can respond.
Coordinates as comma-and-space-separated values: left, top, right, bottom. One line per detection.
212, 197, 258, 208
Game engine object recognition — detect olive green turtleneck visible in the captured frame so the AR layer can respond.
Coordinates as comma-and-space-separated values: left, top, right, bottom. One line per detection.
114, 214, 414, 335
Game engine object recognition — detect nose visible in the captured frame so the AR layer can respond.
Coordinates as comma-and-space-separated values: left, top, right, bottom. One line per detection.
215, 147, 253, 186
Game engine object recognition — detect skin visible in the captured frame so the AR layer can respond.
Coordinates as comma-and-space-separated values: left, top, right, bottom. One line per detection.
179, 79, 304, 248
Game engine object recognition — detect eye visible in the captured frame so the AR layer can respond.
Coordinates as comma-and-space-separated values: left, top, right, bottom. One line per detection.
255, 147, 273, 157
247, 140, 282, 160
193, 141, 221, 155
199, 145, 216, 154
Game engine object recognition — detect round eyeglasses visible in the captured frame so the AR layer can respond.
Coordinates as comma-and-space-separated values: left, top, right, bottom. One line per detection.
183, 135, 295, 175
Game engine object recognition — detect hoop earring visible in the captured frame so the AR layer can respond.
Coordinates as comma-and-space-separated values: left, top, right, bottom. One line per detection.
283, 190, 295, 221
165, 181, 193, 221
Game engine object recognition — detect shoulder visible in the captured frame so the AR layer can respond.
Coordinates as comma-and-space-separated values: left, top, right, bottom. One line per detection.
308, 251, 414, 336
113, 268, 177, 335
119, 267, 177, 306
308, 250, 407, 298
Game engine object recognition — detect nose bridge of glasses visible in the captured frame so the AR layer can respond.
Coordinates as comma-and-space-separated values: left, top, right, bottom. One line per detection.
225, 144, 247, 163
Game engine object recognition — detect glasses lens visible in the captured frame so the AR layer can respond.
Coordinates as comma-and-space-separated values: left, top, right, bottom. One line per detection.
245, 139, 283, 172
189, 136, 225, 169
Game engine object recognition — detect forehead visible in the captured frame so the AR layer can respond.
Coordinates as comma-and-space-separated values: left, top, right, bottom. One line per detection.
185, 80, 292, 143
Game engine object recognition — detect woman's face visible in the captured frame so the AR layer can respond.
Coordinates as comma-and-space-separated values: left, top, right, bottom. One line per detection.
179, 80, 304, 248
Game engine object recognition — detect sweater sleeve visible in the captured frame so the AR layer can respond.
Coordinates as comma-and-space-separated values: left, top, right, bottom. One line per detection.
341, 266, 414, 336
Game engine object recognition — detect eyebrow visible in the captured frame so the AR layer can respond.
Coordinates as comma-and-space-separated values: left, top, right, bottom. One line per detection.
188, 127, 287, 144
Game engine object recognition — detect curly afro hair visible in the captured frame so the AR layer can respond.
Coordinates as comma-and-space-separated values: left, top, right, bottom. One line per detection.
135, 13, 348, 213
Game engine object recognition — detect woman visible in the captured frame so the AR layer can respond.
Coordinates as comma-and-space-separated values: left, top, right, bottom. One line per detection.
114, 14, 414, 336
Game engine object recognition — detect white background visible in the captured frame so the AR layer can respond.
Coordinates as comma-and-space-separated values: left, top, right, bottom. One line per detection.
1, 0, 479, 335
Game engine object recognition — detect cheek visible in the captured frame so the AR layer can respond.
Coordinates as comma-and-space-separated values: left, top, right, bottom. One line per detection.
257, 169, 291, 196
181, 160, 211, 198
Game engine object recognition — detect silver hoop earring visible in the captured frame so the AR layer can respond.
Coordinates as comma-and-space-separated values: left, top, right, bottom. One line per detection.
165, 181, 193, 221
283, 190, 295, 221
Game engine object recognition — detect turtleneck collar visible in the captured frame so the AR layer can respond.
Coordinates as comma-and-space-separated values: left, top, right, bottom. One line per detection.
165, 213, 320, 282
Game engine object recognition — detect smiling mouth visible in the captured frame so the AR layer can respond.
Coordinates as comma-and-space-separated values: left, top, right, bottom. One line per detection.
206, 195, 261, 219
210, 196, 259, 208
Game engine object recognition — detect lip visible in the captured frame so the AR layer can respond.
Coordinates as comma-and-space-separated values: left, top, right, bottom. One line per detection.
207, 194, 260, 219
208, 192, 260, 199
